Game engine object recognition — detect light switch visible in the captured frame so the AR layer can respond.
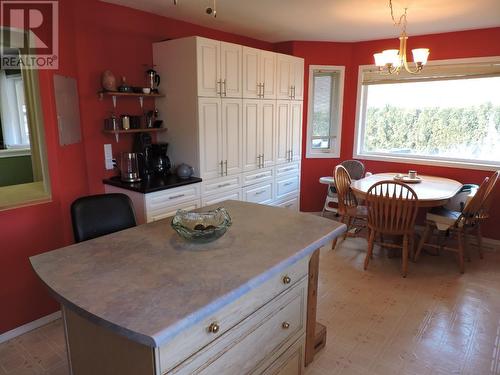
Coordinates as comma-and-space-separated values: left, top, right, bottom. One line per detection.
104, 144, 114, 170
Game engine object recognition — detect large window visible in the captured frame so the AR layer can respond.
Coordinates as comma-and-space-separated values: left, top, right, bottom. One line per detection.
355, 58, 500, 169
306, 65, 344, 158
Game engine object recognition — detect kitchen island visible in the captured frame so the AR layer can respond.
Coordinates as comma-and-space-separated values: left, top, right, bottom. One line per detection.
30, 201, 346, 375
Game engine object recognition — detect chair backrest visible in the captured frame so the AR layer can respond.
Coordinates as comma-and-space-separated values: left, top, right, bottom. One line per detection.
366, 181, 418, 235
334, 165, 358, 215
341, 160, 365, 180
462, 177, 489, 220
479, 170, 500, 217
71, 193, 137, 243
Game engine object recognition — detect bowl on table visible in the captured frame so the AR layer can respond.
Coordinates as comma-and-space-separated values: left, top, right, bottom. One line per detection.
171, 207, 232, 243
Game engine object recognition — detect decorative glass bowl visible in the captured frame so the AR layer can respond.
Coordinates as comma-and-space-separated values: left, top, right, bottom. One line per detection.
171, 207, 232, 243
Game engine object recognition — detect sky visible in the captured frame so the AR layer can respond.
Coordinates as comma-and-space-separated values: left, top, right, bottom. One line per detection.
366, 76, 500, 108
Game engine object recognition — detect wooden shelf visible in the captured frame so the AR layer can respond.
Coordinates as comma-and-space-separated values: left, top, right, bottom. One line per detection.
98, 91, 164, 98
103, 127, 166, 142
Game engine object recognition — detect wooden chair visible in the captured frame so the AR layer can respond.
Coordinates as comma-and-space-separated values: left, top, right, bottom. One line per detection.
364, 181, 418, 277
331, 165, 367, 249
414, 172, 498, 273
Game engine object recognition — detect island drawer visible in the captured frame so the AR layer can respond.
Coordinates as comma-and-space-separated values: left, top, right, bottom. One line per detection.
166, 277, 307, 375
254, 336, 305, 375
158, 256, 309, 373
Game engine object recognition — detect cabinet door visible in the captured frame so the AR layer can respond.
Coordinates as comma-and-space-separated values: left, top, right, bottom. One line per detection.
242, 47, 260, 99
220, 42, 242, 98
198, 98, 223, 179
289, 101, 303, 162
197, 38, 220, 97
261, 101, 275, 168
277, 54, 292, 100
242, 100, 261, 171
291, 57, 304, 100
260, 50, 277, 99
221, 99, 243, 176
276, 100, 290, 164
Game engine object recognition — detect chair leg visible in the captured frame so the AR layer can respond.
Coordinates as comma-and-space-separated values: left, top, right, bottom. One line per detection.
409, 234, 415, 261
476, 223, 484, 259
457, 229, 465, 274
331, 215, 345, 250
343, 216, 352, 240
415, 223, 431, 262
402, 235, 409, 278
364, 229, 376, 270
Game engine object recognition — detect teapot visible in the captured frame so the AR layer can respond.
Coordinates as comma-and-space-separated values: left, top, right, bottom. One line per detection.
176, 163, 194, 179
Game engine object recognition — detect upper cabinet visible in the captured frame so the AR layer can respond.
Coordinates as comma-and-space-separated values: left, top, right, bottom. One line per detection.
242, 47, 277, 99
197, 37, 242, 98
277, 54, 304, 101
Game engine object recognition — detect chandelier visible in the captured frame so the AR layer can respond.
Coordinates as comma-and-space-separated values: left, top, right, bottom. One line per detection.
373, 0, 430, 74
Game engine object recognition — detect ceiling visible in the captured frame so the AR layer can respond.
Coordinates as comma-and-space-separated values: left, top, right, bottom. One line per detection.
101, 0, 500, 43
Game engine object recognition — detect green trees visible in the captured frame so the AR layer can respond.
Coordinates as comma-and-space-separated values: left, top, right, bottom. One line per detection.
364, 103, 500, 159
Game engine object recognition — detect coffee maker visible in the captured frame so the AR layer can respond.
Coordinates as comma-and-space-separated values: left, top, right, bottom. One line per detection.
151, 143, 171, 175
133, 133, 154, 178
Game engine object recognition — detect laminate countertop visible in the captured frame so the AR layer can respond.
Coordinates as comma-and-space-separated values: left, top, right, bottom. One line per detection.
30, 201, 346, 348
103, 175, 202, 194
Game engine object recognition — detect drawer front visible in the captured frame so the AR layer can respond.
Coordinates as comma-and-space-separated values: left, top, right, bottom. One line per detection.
202, 189, 242, 207
169, 277, 307, 375
158, 257, 309, 373
275, 163, 300, 178
243, 181, 273, 204
256, 336, 305, 375
147, 199, 201, 222
146, 184, 201, 211
276, 176, 299, 200
242, 168, 273, 187
201, 175, 241, 196
275, 196, 299, 211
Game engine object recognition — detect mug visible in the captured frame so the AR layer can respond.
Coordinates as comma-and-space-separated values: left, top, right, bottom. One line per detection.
408, 170, 417, 179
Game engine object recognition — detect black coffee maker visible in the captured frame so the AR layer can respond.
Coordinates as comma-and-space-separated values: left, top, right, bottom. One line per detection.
133, 133, 154, 178
151, 143, 171, 175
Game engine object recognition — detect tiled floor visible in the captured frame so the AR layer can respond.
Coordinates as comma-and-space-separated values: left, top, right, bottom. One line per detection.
1, 237, 499, 375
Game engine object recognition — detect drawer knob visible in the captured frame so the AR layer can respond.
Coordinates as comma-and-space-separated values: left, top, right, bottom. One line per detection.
208, 322, 220, 334
282, 322, 290, 329
282, 275, 291, 285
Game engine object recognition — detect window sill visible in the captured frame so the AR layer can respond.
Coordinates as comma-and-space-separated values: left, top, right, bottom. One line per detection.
306, 150, 340, 159
0, 181, 52, 211
0, 148, 31, 158
354, 152, 500, 172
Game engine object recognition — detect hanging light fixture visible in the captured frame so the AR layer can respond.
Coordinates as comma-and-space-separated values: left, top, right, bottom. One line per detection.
374, 0, 430, 74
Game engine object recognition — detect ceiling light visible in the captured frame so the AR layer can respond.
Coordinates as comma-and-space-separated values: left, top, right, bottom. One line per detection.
173, 0, 218, 18
374, 0, 430, 74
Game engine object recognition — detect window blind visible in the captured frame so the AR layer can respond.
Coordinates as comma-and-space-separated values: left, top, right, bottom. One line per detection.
361, 60, 500, 85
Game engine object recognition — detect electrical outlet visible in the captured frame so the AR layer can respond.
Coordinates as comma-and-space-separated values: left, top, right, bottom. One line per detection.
104, 144, 114, 170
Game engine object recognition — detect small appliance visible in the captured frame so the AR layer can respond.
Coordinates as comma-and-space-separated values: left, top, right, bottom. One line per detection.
118, 152, 142, 182
146, 68, 161, 92
133, 133, 153, 177
151, 143, 171, 175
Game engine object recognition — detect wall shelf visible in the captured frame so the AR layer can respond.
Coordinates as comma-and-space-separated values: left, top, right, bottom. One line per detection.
103, 127, 166, 142
98, 91, 164, 109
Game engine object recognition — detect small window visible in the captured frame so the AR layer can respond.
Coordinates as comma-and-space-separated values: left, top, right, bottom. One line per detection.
306, 65, 344, 158
354, 57, 500, 169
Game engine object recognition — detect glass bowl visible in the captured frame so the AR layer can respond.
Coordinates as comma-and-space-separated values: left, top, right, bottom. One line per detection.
171, 207, 232, 243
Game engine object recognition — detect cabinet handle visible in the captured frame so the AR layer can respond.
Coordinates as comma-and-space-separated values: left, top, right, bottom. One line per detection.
208, 322, 220, 334
257, 154, 261, 167
217, 182, 231, 188
217, 80, 222, 95
220, 160, 224, 176
260, 153, 264, 168
255, 190, 266, 196
223, 79, 227, 97
290, 86, 293, 99
253, 174, 266, 179
282, 275, 291, 284
169, 194, 185, 200
262, 82, 265, 98
282, 322, 290, 330
283, 182, 294, 187
283, 167, 294, 172
224, 160, 228, 175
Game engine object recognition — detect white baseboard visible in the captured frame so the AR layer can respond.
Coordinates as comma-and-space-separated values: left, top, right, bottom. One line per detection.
0, 310, 61, 344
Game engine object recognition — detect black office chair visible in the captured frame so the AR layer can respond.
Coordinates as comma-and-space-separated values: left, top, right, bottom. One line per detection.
71, 193, 137, 243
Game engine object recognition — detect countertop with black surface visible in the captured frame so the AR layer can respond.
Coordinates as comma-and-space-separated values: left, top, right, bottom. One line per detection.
103, 174, 202, 194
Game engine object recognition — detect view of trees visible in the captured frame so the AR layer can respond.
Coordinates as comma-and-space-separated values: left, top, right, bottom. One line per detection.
363, 103, 500, 160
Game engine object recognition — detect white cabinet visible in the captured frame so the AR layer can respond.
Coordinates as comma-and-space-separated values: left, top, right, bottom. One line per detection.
276, 100, 302, 165
243, 100, 275, 172
277, 54, 304, 100
243, 47, 276, 99
199, 98, 243, 180
197, 37, 242, 98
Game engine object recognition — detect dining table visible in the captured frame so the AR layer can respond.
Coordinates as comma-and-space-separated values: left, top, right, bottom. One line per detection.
350, 173, 463, 208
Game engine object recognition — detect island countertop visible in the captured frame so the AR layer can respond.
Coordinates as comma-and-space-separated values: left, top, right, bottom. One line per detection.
30, 201, 346, 348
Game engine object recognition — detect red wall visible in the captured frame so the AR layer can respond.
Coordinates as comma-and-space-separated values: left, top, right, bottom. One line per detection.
278, 28, 500, 239
0, 0, 272, 334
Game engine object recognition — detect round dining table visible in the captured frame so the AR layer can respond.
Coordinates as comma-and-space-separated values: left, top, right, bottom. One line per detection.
350, 173, 463, 208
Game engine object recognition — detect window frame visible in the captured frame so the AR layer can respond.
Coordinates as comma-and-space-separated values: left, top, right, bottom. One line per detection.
306, 65, 345, 159
353, 56, 500, 171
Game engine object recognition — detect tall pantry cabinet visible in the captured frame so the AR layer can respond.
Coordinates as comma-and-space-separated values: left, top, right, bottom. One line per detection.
153, 36, 304, 210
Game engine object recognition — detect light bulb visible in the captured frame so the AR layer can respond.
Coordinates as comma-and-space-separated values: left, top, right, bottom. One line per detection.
374, 53, 386, 67
412, 48, 430, 65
